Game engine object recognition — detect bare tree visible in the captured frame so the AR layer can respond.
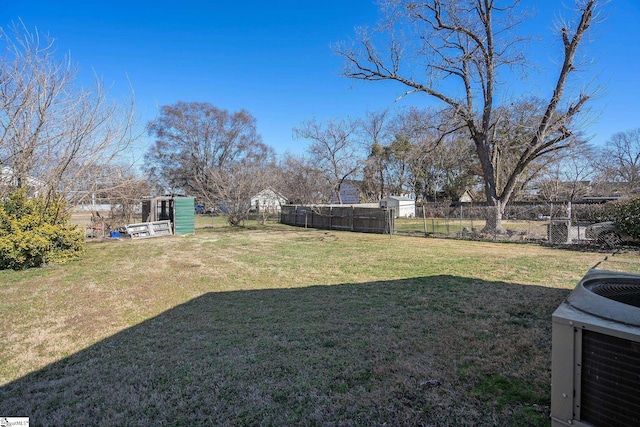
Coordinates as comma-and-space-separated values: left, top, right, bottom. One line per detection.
487, 98, 582, 202
204, 161, 273, 226
0, 22, 137, 210
360, 109, 428, 200
277, 153, 331, 205
335, 0, 601, 231
536, 143, 595, 218
293, 117, 362, 204
388, 138, 414, 195
596, 128, 640, 194
144, 101, 275, 225
361, 110, 393, 200
389, 107, 477, 201
362, 143, 388, 201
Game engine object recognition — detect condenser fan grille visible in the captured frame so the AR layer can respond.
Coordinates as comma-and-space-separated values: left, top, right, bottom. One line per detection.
580, 330, 640, 426
586, 281, 640, 308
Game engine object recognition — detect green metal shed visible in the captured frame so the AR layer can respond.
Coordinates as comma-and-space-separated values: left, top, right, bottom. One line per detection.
141, 196, 195, 235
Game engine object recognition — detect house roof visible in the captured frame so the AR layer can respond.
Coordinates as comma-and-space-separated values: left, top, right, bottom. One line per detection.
253, 188, 287, 201
459, 189, 475, 202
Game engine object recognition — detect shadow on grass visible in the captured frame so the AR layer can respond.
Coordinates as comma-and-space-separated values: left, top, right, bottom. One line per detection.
1, 276, 570, 426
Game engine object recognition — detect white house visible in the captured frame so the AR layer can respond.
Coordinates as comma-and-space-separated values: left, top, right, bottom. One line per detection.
251, 189, 287, 213
1, 166, 46, 196
380, 195, 416, 218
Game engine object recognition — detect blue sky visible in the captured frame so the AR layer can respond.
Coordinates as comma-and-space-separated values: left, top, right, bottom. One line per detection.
3, 1, 640, 162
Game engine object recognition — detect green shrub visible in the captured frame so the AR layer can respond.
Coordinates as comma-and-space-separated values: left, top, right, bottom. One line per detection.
0, 189, 84, 270
604, 196, 640, 239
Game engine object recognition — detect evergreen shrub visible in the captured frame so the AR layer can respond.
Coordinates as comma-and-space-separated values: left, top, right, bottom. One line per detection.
0, 189, 84, 270
604, 196, 640, 239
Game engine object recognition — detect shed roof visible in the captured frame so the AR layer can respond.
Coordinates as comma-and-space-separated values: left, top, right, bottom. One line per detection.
381, 195, 415, 202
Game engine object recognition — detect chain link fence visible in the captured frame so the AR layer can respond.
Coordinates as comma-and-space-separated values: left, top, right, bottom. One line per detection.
391, 202, 635, 248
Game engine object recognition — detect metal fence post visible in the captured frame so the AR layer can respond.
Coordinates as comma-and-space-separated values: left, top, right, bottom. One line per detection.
422, 204, 427, 235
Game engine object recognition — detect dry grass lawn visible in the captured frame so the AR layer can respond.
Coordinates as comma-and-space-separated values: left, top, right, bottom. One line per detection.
1, 220, 638, 426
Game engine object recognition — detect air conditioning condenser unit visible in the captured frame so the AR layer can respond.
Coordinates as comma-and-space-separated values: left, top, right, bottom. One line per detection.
551, 269, 640, 427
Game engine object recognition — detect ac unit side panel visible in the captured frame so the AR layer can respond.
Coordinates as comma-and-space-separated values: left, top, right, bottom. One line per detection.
551, 321, 577, 425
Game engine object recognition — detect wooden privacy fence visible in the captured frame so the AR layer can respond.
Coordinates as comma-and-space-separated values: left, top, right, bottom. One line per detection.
280, 205, 395, 234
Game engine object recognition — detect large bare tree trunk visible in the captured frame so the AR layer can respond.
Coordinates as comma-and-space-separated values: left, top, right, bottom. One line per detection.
484, 199, 504, 234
